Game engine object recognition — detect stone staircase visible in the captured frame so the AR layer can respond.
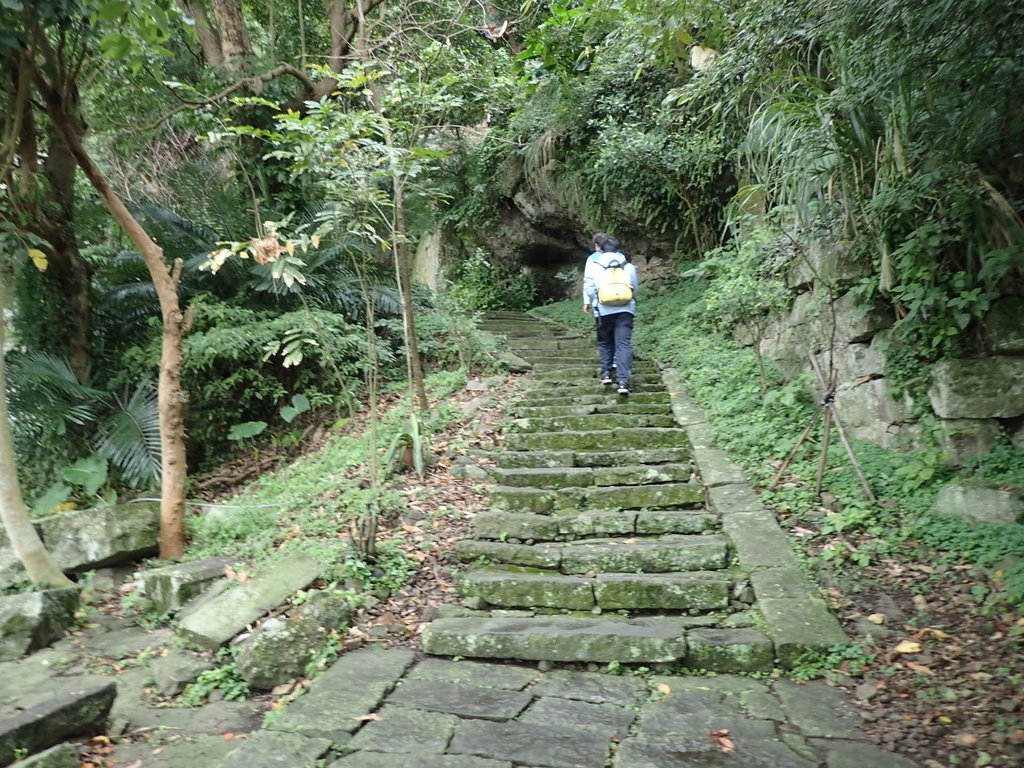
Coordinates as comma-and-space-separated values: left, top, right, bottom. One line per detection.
422, 311, 838, 669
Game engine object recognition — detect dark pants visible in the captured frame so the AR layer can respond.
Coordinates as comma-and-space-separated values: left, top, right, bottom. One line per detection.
595, 311, 634, 385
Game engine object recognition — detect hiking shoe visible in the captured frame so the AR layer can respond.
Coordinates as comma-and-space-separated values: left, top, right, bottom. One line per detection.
600, 374, 613, 385
617, 383, 630, 395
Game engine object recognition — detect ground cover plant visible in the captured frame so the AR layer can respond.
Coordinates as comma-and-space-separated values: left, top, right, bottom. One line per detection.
538, 291, 1024, 767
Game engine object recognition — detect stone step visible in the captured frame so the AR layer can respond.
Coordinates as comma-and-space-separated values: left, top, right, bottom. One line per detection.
459, 569, 732, 612
491, 463, 693, 489
510, 414, 677, 433
495, 447, 692, 469
504, 428, 689, 452
513, 403, 673, 418
456, 535, 729, 573
421, 616, 691, 663
508, 340, 592, 353
522, 379, 664, 394
481, 328, 557, 337
472, 509, 719, 542
522, 392, 670, 407
491, 482, 704, 514
530, 365, 659, 379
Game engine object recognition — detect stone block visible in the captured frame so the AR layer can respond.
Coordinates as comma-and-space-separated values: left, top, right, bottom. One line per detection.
684, 628, 774, 673
332, 754, 512, 768
346, 705, 459, 754
758, 597, 848, 667
934, 483, 1023, 525
8, 743, 77, 768
929, 357, 1024, 419
584, 483, 705, 511
594, 573, 730, 611
986, 297, 1024, 354
236, 616, 332, 689
473, 512, 561, 541
149, 651, 214, 697
403, 658, 538, 690
177, 552, 322, 650
134, 556, 233, 614
0, 529, 25, 589
634, 511, 719, 535
490, 487, 556, 515
722, 511, 799, 568
388, 679, 532, 721
936, 419, 1005, 466
36, 503, 159, 573
749, 567, 818, 600
559, 536, 728, 574
528, 669, 648, 707
520, 696, 635, 739
774, 680, 863, 739
454, 540, 561, 570
573, 448, 691, 467
490, 467, 593, 488
459, 570, 595, 610
495, 451, 575, 469
0, 683, 116, 767
691, 447, 746, 487
216, 730, 332, 768
556, 510, 636, 538
592, 464, 692, 487
708, 483, 764, 515
0, 588, 79, 661
448, 718, 612, 768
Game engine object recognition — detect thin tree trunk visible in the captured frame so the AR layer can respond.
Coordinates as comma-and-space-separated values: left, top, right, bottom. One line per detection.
391, 172, 428, 411
210, 0, 252, 72
41, 90, 189, 560
0, 277, 73, 588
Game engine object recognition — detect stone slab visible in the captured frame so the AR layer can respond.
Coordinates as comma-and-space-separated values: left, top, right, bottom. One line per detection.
749, 568, 819, 600
775, 680, 864, 740
134, 556, 233, 614
267, 647, 415, 742
556, 510, 637, 538
345, 705, 459, 753
0, 588, 80, 661
8, 743, 76, 768
403, 658, 538, 690
559, 535, 728, 574
586, 483, 705, 510
821, 739, 920, 768
472, 512, 560, 541
634, 510, 719, 535
708, 484, 765, 514
449, 719, 612, 768
692, 447, 747, 487
593, 464, 693, 487
177, 552, 323, 649
460, 570, 595, 610
387, 679, 532, 721
759, 598, 848, 667
332, 754, 512, 768
35, 503, 159, 573
215, 730, 332, 768
722, 512, 800, 568
455, 540, 561, 569
594, 573, 730, 611
684, 628, 774, 673
520, 696, 636, 739
529, 669, 648, 708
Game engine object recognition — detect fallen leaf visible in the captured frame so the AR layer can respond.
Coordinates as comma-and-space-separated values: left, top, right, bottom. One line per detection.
867, 613, 886, 625
912, 595, 928, 611
353, 713, 382, 722
894, 640, 922, 654
904, 661, 935, 676
709, 729, 735, 753
223, 733, 236, 740
955, 733, 978, 746
655, 683, 671, 696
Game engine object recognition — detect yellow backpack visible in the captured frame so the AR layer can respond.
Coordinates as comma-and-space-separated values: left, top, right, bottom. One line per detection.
596, 258, 633, 306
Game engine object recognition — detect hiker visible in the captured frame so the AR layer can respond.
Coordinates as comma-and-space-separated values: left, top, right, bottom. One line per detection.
582, 234, 638, 395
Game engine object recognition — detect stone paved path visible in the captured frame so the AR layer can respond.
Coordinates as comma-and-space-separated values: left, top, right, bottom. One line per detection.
1, 312, 921, 768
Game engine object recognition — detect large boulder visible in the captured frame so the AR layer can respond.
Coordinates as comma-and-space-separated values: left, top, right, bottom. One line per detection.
234, 616, 330, 690
35, 502, 159, 573
934, 483, 1024, 526
0, 588, 80, 661
928, 357, 1024, 419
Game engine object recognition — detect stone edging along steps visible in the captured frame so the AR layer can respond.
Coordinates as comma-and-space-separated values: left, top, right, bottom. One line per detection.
422, 311, 848, 671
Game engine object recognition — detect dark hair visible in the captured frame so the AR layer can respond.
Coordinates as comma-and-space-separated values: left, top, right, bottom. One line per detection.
591, 232, 608, 251
602, 235, 622, 253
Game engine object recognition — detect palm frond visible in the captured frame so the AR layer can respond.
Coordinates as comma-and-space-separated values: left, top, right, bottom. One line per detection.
95, 379, 161, 488
6, 352, 105, 428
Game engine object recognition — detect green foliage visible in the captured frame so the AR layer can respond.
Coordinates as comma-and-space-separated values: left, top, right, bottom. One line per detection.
791, 643, 876, 681
179, 649, 250, 706
383, 413, 431, 479
448, 249, 537, 311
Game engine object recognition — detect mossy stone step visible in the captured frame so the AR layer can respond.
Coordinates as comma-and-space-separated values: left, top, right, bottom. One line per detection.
522, 380, 664, 394
459, 570, 596, 610
531, 366, 659, 380
593, 572, 731, 611
511, 414, 677, 433
513, 403, 673, 418
421, 616, 691, 662
505, 428, 689, 452
491, 467, 594, 488
455, 539, 562, 569
495, 447, 691, 469
491, 482, 704, 514
522, 393, 669, 407
592, 464, 693, 486
507, 339, 590, 352
559, 535, 728, 574
472, 509, 719, 542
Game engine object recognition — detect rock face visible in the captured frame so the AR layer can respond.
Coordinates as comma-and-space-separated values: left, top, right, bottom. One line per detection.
934, 483, 1024, 526
928, 357, 1024, 419
35, 502, 160, 573
0, 588, 80, 661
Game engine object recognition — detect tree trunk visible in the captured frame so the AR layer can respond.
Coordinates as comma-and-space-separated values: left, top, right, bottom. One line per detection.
210, 0, 252, 72
177, 0, 224, 67
41, 91, 189, 561
390, 171, 428, 412
0, 277, 73, 588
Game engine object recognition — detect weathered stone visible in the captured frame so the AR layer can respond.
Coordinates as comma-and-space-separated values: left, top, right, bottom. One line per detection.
593, 464, 693, 487
662, 371, 709, 427
36, 503, 159, 573
986, 297, 1024, 354
422, 616, 690, 663
934, 483, 1023, 526
786, 239, 868, 290
691, 447, 747, 487
149, 651, 214, 697
490, 467, 593, 488
454, 540, 561, 570
8, 743, 77, 768
495, 450, 576, 469
684, 628, 774, 673
573, 448, 692, 467
332, 754, 512, 768
594, 573, 730, 611
295, 590, 354, 629
708, 483, 764, 514
215, 730, 332, 768
556, 510, 635, 538
497, 350, 532, 373
177, 552, 322, 650
473, 512, 561, 541
722, 511, 800, 568
403, 658, 538, 690
634, 511, 719, 535
514, 404, 598, 418
134, 557, 232, 614
506, 429, 689, 452
521, 696, 636, 738
775, 680, 864, 739
0, 588, 79, 661
449, 718, 612, 768
759, 598, 848, 667
0, 683, 116, 767
235, 616, 331, 689
928, 357, 1024, 419
512, 414, 655, 433
459, 570, 595, 610
822, 739, 920, 768
490, 487, 556, 515
388, 679, 532, 721
936, 419, 1005, 465
749, 568, 819, 601
345, 705, 459, 754
584, 483, 705, 511
684, 421, 719, 450
559, 536, 728, 574
268, 647, 415, 742
0, 529, 25, 589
